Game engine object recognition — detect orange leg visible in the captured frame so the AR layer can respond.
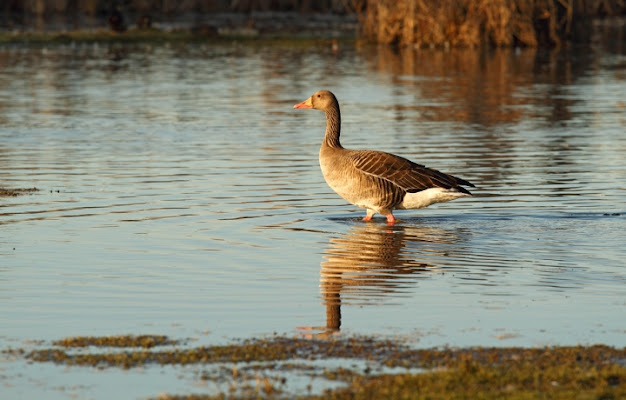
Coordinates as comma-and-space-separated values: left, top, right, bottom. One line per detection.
386, 213, 396, 225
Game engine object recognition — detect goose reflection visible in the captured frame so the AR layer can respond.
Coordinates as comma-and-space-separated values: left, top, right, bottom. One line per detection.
301, 222, 460, 338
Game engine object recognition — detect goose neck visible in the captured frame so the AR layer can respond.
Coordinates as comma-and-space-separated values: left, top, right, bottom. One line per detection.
323, 106, 342, 149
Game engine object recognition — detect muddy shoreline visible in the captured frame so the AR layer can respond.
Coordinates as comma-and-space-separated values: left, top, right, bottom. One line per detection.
5, 334, 626, 399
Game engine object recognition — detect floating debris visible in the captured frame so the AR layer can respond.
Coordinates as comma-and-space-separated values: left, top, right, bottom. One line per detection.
0, 187, 38, 197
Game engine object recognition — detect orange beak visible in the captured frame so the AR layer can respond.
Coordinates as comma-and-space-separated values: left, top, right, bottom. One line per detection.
293, 97, 313, 109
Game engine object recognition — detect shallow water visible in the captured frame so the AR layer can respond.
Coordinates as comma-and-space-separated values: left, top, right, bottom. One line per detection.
1, 38, 625, 398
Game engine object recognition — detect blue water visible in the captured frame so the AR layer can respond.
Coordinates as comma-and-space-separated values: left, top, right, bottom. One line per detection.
1, 40, 625, 399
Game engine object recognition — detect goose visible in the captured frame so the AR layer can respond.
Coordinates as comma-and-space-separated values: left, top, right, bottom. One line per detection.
293, 90, 475, 225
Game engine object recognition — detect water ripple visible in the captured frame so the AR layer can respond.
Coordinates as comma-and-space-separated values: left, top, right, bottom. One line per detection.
0, 43, 625, 352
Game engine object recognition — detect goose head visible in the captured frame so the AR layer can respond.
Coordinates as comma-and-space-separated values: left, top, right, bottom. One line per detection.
293, 90, 337, 111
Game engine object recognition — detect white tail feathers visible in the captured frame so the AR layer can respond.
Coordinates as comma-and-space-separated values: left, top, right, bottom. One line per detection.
399, 187, 471, 210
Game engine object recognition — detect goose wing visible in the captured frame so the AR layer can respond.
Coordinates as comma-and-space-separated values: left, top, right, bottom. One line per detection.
350, 150, 474, 194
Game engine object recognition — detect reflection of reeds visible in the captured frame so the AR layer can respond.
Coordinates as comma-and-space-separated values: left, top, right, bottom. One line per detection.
360, 45, 537, 125
360, 0, 625, 47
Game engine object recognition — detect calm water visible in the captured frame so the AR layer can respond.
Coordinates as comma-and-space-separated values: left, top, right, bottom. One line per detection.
1, 36, 625, 398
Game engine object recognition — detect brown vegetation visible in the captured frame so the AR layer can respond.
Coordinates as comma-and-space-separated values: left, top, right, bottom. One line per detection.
1, 0, 624, 46
360, 0, 626, 47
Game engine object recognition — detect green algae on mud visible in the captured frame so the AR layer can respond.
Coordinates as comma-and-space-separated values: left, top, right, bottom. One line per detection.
52, 334, 179, 348
25, 335, 405, 368
9, 334, 626, 399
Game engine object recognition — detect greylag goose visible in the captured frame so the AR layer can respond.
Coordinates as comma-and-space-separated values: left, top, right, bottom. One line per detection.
294, 90, 475, 225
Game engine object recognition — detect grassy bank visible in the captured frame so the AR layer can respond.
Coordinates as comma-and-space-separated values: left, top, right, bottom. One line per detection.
0, 28, 353, 47
5, 334, 626, 399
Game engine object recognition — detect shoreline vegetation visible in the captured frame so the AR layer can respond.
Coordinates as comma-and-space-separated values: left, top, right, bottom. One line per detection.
1, 1, 625, 47
4, 334, 626, 399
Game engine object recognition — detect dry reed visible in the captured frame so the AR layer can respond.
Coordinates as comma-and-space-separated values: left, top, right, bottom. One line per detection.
359, 0, 626, 47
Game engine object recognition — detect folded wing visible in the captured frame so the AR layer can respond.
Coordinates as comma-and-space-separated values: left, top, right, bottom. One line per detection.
350, 150, 474, 195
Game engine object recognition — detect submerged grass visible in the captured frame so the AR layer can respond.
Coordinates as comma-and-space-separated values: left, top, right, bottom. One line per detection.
6, 334, 626, 399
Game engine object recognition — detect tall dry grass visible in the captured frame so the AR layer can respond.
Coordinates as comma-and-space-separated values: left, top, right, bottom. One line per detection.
360, 0, 626, 47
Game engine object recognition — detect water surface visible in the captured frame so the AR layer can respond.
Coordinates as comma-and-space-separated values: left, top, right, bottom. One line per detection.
1, 39, 625, 398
